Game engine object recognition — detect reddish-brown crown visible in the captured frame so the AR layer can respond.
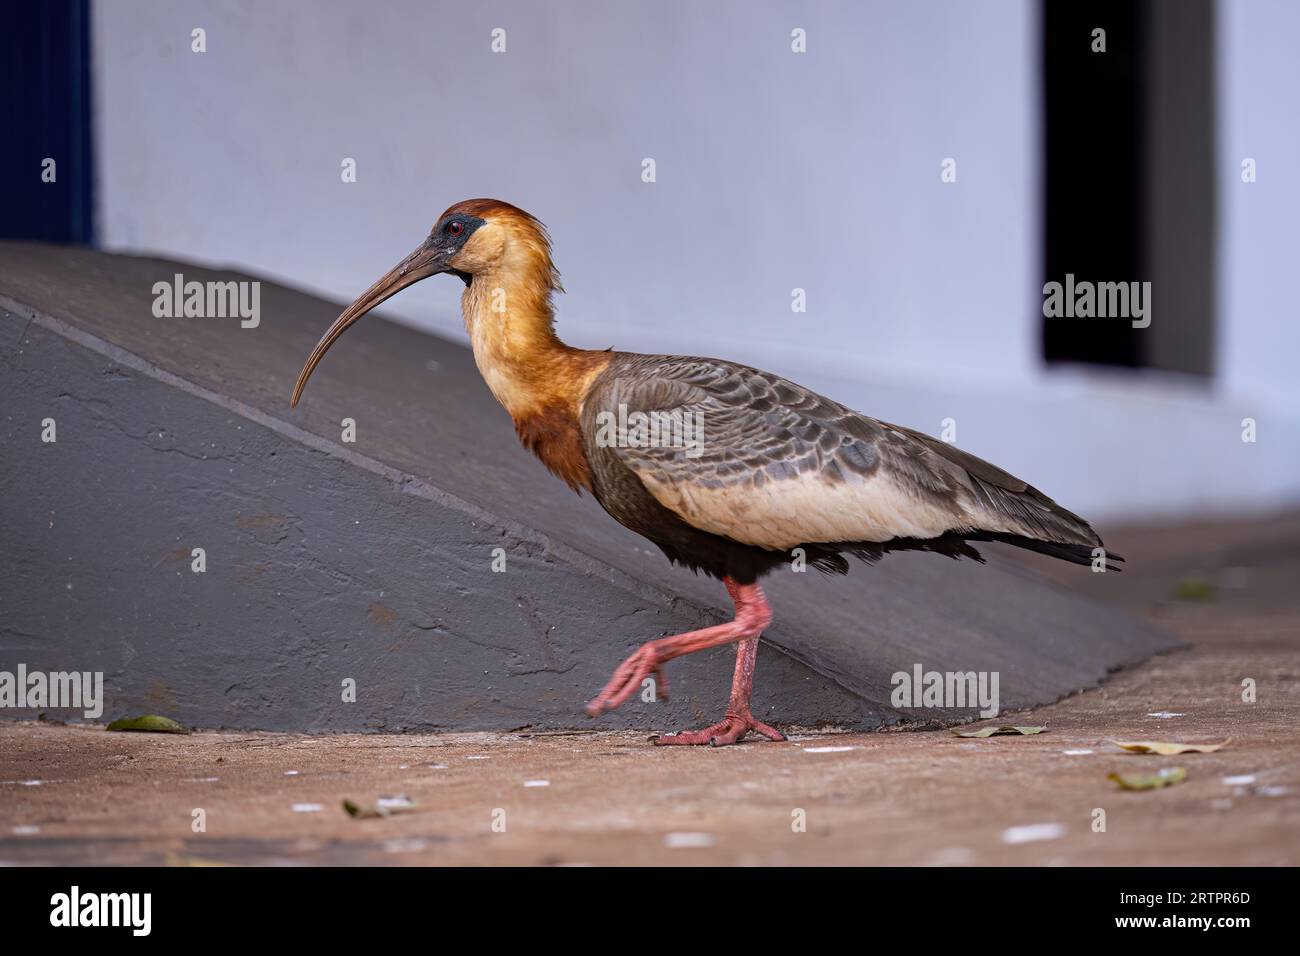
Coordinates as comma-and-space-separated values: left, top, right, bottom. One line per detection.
437, 198, 539, 228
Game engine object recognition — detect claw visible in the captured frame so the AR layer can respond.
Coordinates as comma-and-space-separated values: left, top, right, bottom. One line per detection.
585, 642, 662, 716
653, 712, 786, 747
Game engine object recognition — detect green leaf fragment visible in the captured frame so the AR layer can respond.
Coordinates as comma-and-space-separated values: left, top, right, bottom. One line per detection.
106, 715, 190, 734
1174, 578, 1215, 601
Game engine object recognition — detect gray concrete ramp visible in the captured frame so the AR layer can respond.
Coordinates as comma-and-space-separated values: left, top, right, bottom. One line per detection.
0, 242, 1181, 731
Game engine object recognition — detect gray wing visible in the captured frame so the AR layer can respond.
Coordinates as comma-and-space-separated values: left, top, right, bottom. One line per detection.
581, 354, 1100, 551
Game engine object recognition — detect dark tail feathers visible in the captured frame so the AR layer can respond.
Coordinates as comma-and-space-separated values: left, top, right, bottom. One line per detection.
968, 531, 1125, 572
810, 531, 1125, 574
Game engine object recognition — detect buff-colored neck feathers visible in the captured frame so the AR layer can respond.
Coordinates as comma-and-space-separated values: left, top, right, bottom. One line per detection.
447, 201, 611, 490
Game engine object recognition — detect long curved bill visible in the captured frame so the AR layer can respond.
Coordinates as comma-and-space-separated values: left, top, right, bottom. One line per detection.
291, 238, 443, 407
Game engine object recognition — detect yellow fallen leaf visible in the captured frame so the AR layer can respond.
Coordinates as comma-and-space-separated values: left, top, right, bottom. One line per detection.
951, 725, 1048, 738
1111, 739, 1230, 755
1109, 767, 1187, 790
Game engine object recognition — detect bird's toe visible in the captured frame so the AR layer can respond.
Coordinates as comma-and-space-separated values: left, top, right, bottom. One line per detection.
654, 712, 784, 747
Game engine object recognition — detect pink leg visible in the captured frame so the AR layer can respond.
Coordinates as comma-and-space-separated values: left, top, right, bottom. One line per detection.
585, 578, 786, 747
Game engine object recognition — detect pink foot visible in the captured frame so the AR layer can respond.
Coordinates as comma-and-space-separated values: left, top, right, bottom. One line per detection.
653, 711, 786, 747
585, 642, 666, 716
585, 579, 777, 746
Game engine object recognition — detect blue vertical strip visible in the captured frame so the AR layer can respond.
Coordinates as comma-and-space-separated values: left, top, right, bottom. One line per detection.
0, 0, 95, 243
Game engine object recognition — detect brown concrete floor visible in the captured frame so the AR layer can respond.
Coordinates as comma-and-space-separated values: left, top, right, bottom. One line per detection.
2, 513, 1298, 866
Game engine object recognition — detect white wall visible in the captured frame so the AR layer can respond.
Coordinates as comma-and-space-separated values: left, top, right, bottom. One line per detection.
1218, 0, 1300, 412
92, 0, 1300, 521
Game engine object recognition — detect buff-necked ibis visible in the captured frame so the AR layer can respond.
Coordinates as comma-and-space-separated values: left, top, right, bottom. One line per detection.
291, 199, 1120, 746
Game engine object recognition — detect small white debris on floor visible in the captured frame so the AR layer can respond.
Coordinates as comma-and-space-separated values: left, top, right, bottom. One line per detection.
523, 780, 550, 788
664, 831, 714, 849
1256, 785, 1289, 797
11, 825, 40, 836
376, 795, 413, 810
466, 755, 491, 760
184, 777, 219, 783
427, 763, 449, 770
1063, 749, 1094, 755
1222, 774, 1256, 786
383, 837, 428, 854
284, 770, 300, 776
924, 846, 975, 866
1147, 712, 1185, 719
291, 803, 324, 813
1001, 823, 1065, 845
802, 745, 858, 753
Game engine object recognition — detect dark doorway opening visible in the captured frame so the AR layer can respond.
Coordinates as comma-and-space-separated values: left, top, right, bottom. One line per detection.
1040, 0, 1216, 377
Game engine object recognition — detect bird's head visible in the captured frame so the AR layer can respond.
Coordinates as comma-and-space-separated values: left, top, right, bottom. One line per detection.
291, 198, 560, 407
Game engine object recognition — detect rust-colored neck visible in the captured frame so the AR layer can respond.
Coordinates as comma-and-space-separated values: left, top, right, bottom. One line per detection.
461, 263, 610, 492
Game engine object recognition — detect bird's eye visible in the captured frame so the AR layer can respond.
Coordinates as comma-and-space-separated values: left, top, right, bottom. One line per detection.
447, 220, 464, 238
